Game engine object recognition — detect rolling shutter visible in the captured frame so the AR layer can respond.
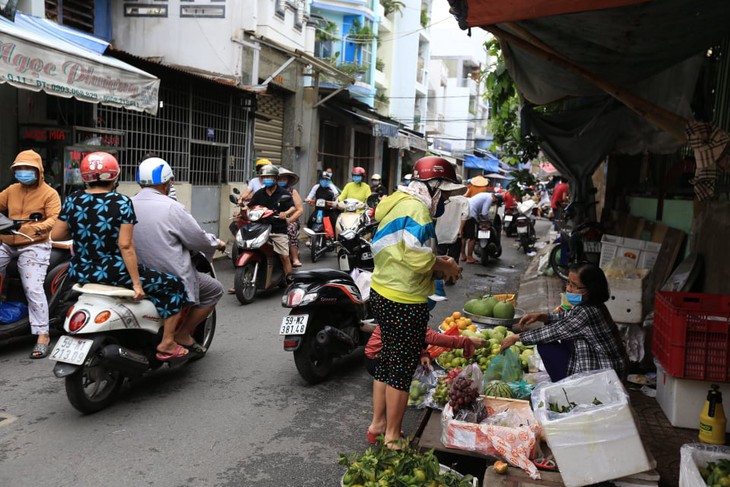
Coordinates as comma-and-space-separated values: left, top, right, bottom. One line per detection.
254, 93, 284, 165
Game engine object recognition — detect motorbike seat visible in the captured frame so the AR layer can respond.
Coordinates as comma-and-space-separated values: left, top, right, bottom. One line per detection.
290, 269, 355, 283
72, 283, 136, 298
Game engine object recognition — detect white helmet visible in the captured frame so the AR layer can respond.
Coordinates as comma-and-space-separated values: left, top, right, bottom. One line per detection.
137, 157, 174, 186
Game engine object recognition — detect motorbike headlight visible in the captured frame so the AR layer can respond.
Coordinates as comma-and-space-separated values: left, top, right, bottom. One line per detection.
248, 226, 271, 248
248, 209, 265, 221
341, 229, 356, 241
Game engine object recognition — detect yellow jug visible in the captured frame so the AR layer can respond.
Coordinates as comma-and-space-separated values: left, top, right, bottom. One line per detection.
699, 384, 726, 445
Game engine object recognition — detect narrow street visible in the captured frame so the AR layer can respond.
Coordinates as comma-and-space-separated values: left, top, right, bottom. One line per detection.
0, 226, 540, 487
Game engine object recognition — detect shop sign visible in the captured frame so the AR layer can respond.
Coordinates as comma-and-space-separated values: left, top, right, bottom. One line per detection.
21, 128, 68, 142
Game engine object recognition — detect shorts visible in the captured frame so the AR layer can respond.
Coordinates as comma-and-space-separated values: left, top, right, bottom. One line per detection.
270, 233, 290, 256
196, 272, 224, 307
462, 218, 477, 239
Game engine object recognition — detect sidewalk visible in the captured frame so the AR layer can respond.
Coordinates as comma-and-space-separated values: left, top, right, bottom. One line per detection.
516, 229, 696, 487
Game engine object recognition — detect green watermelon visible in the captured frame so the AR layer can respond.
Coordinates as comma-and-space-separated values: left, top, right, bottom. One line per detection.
493, 301, 516, 320
464, 298, 481, 314
484, 380, 514, 398
472, 298, 495, 317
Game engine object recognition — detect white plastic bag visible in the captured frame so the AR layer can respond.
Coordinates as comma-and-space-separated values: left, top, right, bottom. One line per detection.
350, 269, 372, 301
680, 443, 730, 487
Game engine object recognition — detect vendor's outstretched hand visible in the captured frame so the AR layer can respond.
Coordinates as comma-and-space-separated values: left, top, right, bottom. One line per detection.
469, 336, 486, 350
499, 333, 520, 353
517, 312, 546, 331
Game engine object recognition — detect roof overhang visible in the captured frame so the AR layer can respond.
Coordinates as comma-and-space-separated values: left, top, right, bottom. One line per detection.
0, 13, 160, 114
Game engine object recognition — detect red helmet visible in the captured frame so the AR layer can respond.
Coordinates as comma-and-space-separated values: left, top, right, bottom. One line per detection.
352, 166, 366, 176
412, 156, 458, 183
80, 152, 120, 183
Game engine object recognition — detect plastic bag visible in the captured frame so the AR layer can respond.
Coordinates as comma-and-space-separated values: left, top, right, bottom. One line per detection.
451, 364, 487, 423
509, 380, 535, 400
0, 302, 28, 323
485, 349, 524, 383
680, 443, 730, 487
408, 365, 438, 409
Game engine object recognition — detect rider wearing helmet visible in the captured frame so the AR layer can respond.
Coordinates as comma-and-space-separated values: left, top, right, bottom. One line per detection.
131, 157, 226, 356
239, 158, 273, 203
246, 164, 294, 275
370, 173, 387, 200
337, 166, 371, 203
366, 156, 464, 447
0, 150, 61, 358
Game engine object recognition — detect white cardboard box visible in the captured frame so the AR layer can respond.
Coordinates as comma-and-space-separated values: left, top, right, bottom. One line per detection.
606, 268, 652, 323
656, 362, 730, 432
532, 369, 652, 487
599, 234, 661, 270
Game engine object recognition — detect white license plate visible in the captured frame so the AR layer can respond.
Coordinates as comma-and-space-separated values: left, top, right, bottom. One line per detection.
280, 314, 309, 335
504, 215, 513, 222
49, 335, 93, 365
478, 230, 490, 239
584, 241, 601, 253
517, 226, 528, 234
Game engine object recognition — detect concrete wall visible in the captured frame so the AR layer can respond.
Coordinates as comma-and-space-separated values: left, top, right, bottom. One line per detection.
628, 197, 694, 236
0, 85, 18, 186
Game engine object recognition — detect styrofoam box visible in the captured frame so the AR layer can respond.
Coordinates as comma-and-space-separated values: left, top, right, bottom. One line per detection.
533, 369, 652, 487
599, 234, 661, 270
680, 443, 730, 487
606, 268, 652, 323
656, 362, 730, 432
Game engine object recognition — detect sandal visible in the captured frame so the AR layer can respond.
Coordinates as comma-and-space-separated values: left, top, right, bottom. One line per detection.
29, 342, 51, 359
227, 287, 236, 295
178, 341, 207, 355
533, 457, 558, 471
155, 344, 189, 361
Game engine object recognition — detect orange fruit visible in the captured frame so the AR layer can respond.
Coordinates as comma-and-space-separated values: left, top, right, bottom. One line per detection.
464, 318, 472, 326
452, 311, 462, 320
458, 321, 468, 331
467, 325, 477, 332
445, 317, 454, 324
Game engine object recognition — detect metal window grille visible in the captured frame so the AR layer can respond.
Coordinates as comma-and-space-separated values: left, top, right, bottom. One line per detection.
45, 0, 95, 33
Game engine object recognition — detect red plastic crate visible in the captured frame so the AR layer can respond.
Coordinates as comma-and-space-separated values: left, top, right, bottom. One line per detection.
652, 292, 730, 382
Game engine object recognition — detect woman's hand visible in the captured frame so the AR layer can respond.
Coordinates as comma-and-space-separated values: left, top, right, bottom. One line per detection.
132, 283, 146, 301
518, 312, 546, 331
469, 336, 487, 349
433, 255, 462, 283
499, 333, 520, 353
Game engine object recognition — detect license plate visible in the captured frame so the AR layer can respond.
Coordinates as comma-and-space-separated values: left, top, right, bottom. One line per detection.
504, 215, 513, 222
280, 314, 309, 335
49, 335, 93, 365
584, 241, 601, 253
517, 226, 528, 234
478, 230, 490, 239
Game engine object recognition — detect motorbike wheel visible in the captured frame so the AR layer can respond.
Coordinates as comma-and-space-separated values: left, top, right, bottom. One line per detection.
234, 264, 257, 305
293, 334, 333, 384
480, 248, 489, 266
549, 245, 570, 282
65, 340, 124, 414
191, 309, 216, 359
310, 235, 322, 263
520, 234, 530, 254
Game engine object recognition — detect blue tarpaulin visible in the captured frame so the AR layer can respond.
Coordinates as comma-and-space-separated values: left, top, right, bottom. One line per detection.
464, 154, 501, 172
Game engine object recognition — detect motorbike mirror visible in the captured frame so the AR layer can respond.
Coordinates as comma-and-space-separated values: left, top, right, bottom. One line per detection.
229, 195, 239, 205
303, 227, 316, 237
232, 187, 241, 195
366, 195, 380, 208
28, 212, 43, 221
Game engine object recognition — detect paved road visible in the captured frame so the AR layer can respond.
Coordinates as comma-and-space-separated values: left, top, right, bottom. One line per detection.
0, 224, 539, 487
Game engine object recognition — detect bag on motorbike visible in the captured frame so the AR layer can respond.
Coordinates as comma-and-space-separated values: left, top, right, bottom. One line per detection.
0, 302, 29, 323
408, 365, 439, 409
485, 348, 524, 383
323, 217, 335, 239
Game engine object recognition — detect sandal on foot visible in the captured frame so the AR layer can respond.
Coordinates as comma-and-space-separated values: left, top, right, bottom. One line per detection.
29, 342, 51, 359
178, 341, 207, 355
227, 287, 236, 295
155, 344, 189, 361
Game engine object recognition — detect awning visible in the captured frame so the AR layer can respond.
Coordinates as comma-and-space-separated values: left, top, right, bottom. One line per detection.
347, 109, 400, 138
388, 130, 428, 152
0, 13, 160, 114
464, 153, 501, 172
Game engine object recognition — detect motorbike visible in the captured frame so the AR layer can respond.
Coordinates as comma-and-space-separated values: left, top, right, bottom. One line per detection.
503, 206, 518, 237
0, 213, 75, 344
515, 199, 538, 254
228, 192, 294, 305
49, 252, 217, 414
473, 205, 503, 266
306, 198, 338, 263
549, 201, 604, 281
335, 198, 367, 237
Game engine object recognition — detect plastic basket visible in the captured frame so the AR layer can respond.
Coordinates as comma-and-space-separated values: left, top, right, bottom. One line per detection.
652, 292, 730, 382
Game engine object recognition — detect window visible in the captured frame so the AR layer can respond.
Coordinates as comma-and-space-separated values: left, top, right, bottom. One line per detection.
45, 0, 95, 33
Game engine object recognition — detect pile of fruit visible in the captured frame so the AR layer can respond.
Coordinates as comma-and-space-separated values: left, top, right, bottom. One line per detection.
432, 368, 462, 407
484, 380, 513, 398
449, 376, 480, 416
700, 458, 730, 486
438, 311, 475, 333
408, 379, 429, 407
340, 441, 474, 486
464, 295, 515, 320
436, 325, 535, 373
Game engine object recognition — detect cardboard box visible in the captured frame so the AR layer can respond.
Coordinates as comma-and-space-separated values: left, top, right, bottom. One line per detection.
599, 235, 661, 270
655, 362, 730, 432
532, 369, 652, 487
606, 268, 652, 323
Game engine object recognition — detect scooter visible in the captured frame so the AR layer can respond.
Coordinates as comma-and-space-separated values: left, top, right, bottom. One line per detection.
515, 200, 537, 254
335, 198, 366, 237
49, 252, 217, 414
306, 198, 338, 264
229, 193, 293, 304
0, 213, 75, 343
473, 206, 503, 266
503, 206, 518, 237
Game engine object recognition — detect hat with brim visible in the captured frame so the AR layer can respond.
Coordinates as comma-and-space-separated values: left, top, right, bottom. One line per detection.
438, 180, 467, 196
470, 175, 489, 187
277, 167, 300, 186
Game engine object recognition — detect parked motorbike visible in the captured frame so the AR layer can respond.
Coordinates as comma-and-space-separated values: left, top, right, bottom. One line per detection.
0, 213, 75, 343
515, 200, 538, 254
473, 206, 503, 266
228, 192, 294, 304
306, 198, 338, 263
49, 252, 217, 414
549, 201, 604, 281
503, 206, 518, 237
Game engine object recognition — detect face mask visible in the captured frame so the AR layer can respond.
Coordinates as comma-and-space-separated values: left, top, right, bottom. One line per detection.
15, 170, 36, 185
403, 180, 411, 186
320, 180, 330, 188
566, 292, 583, 306
433, 196, 446, 218
352, 176, 362, 183
277, 181, 288, 188
262, 178, 275, 188
428, 188, 443, 217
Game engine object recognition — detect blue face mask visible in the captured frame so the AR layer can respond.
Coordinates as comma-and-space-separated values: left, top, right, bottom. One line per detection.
262, 178, 275, 188
352, 176, 362, 183
403, 180, 411, 186
277, 181, 288, 188
15, 169, 37, 185
320, 180, 330, 188
434, 197, 446, 218
566, 292, 583, 306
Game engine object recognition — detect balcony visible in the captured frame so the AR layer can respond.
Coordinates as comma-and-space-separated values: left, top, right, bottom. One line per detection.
457, 77, 478, 96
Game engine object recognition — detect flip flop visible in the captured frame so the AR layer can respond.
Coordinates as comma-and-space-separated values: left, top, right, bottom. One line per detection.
178, 341, 207, 355
533, 457, 558, 471
29, 342, 51, 359
155, 344, 189, 361
292, 262, 303, 268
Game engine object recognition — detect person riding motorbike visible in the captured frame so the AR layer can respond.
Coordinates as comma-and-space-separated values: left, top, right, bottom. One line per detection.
243, 164, 294, 276
238, 158, 273, 204
304, 171, 339, 239
338, 166, 371, 204
463, 191, 494, 264
0, 150, 61, 358
51, 152, 192, 361
131, 157, 226, 355
370, 173, 387, 200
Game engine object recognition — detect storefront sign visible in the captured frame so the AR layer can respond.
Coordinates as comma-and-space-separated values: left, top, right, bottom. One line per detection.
0, 21, 160, 114
21, 128, 68, 142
